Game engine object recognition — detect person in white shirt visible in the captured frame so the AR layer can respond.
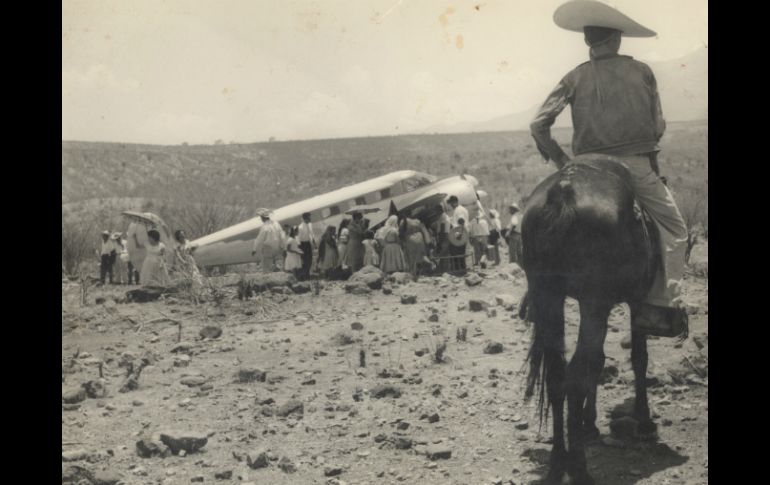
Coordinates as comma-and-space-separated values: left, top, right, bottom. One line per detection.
507, 203, 523, 264
469, 214, 490, 267
446, 195, 469, 228
297, 212, 317, 280
98, 230, 116, 284
251, 209, 287, 273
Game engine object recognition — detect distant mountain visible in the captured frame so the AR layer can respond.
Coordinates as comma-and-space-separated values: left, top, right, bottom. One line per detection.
427, 47, 707, 134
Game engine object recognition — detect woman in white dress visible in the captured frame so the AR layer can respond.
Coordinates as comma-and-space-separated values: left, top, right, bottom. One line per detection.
112, 233, 128, 284
141, 229, 170, 287
284, 227, 303, 278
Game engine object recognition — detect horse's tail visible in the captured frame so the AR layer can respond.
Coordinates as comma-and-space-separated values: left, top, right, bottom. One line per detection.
523, 289, 548, 429
522, 177, 575, 429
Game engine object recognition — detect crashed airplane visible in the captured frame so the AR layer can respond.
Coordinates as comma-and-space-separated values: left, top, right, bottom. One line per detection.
185, 170, 488, 268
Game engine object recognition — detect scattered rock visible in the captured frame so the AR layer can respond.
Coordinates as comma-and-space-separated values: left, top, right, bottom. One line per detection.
191, 475, 204, 482
237, 368, 267, 383
277, 399, 304, 417
214, 470, 233, 480
92, 471, 121, 485
464, 273, 483, 286
468, 299, 488, 312
136, 436, 171, 458
62, 387, 86, 404
171, 342, 196, 354
427, 413, 440, 423
428, 314, 439, 322
125, 287, 166, 303
82, 379, 108, 399
62, 449, 89, 462
394, 437, 413, 449
483, 341, 504, 354
350, 322, 364, 331
199, 325, 223, 339
348, 268, 384, 290
324, 466, 344, 477
388, 272, 410, 285
247, 450, 269, 469
278, 456, 297, 473
515, 421, 529, 431
181, 375, 207, 387
486, 308, 497, 318
62, 464, 94, 483
620, 333, 632, 350
600, 365, 619, 384
370, 385, 402, 399
159, 431, 209, 454
400, 294, 417, 304
426, 445, 452, 460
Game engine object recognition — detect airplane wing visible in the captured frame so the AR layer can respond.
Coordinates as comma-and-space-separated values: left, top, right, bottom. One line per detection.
382, 192, 447, 228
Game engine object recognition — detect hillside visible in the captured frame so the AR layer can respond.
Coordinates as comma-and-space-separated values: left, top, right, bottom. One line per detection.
62, 120, 706, 214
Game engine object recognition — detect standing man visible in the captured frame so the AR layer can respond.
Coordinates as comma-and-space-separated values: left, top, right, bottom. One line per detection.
468, 213, 490, 267
297, 212, 317, 280
446, 195, 469, 228
507, 203, 522, 264
529, 0, 688, 328
432, 204, 451, 272
251, 209, 286, 273
98, 230, 116, 284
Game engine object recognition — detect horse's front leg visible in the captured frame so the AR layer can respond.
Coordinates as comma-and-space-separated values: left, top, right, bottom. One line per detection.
631, 329, 657, 436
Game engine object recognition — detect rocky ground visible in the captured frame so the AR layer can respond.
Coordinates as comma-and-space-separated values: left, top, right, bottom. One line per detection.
62, 244, 708, 485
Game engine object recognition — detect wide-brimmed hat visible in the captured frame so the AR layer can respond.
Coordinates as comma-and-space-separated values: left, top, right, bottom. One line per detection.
509, 203, 520, 211
101, 230, 110, 236
554, 0, 656, 38
111, 232, 122, 240
256, 208, 272, 217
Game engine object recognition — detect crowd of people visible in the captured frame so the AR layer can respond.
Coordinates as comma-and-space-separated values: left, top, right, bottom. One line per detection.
96, 197, 524, 286
96, 227, 195, 287
248, 197, 524, 280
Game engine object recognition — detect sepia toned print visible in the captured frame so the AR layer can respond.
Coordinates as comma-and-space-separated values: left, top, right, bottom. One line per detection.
63, 1, 707, 484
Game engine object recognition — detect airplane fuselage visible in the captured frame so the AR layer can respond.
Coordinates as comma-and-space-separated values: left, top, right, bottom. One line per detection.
188, 170, 485, 268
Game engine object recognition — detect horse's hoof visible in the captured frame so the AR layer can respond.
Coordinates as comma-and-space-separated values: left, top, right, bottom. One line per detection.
568, 470, 596, 485
540, 469, 566, 485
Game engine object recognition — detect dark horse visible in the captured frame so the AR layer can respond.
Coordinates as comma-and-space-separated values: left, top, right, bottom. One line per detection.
519, 157, 671, 485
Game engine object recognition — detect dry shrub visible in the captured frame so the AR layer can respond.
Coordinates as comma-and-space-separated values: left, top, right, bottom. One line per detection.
676, 186, 708, 264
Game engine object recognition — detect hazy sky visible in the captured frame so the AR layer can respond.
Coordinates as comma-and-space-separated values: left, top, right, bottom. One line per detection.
62, 0, 708, 145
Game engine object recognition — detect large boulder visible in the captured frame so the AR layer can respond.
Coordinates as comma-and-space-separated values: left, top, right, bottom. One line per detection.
210, 272, 297, 292
348, 267, 385, 290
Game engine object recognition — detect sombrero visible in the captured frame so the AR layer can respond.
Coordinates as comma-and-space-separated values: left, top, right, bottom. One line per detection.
554, 0, 656, 38
255, 208, 272, 217
449, 226, 469, 247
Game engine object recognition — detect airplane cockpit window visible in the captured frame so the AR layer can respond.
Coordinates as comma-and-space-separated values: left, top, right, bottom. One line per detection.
355, 196, 366, 205
380, 188, 391, 199
329, 206, 341, 216
402, 176, 433, 193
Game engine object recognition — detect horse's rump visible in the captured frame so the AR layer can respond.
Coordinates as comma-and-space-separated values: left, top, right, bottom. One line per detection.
522, 158, 656, 300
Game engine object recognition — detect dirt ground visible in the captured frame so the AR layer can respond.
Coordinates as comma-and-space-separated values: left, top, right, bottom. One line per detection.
62, 243, 708, 485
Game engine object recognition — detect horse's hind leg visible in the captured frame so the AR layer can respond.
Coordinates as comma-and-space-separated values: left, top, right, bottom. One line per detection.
566, 299, 611, 485
631, 328, 657, 436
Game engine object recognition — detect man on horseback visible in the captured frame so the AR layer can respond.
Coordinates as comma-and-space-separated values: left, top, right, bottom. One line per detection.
529, 0, 689, 331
